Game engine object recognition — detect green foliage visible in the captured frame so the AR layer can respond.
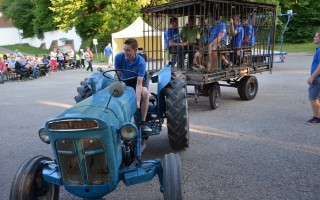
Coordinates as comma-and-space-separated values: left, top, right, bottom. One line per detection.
33, 0, 57, 39
281, 4, 320, 43
1, 0, 35, 38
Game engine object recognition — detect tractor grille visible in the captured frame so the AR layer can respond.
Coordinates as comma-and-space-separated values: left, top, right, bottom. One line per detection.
56, 138, 110, 185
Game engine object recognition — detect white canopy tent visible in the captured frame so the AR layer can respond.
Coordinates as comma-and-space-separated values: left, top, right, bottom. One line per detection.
112, 17, 164, 61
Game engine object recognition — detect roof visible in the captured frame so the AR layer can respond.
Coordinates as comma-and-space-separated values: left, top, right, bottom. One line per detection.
0, 13, 14, 28
141, 0, 276, 16
112, 17, 162, 39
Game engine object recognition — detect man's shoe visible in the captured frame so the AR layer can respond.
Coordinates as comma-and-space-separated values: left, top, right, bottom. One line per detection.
141, 123, 152, 134
305, 117, 320, 125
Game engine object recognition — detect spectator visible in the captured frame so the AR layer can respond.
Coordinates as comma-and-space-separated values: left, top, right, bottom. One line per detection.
41, 55, 50, 76
7, 55, 16, 72
104, 42, 113, 68
56, 49, 66, 71
75, 52, 81, 69
50, 48, 58, 72
0, 57, 7, 84
14, 49, 23, 58
27, 56, 38, 79
68, 48, 75, 68
3, 54, 8, 61
80, 49, 86, 69
15, 56, 32, 81
85, 47, 93, 72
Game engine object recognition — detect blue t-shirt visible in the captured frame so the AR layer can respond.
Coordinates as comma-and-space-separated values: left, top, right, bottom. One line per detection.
230, 25, 244, 48
208, 21, 227, 44
165, 28, 180, 48
311, 46, 320, 78
244, 24, 255, 46
104, 45, 113, 56
114, 52, 146, 79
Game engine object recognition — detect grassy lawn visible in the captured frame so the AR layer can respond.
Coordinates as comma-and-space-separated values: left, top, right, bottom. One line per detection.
0, 43, 317, 60
1, 44, 50, 55
274, 42, 316, 52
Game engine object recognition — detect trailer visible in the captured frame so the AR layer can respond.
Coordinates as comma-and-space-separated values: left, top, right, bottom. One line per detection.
141, 0, 279, 109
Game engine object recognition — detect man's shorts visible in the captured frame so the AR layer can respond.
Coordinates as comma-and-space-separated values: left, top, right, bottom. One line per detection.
308, 77, 320, 100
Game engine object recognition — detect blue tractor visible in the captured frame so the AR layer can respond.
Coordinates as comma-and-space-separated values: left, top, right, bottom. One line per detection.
10, 66, 189, 199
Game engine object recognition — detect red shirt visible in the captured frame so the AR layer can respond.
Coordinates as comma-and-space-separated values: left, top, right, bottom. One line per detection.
0, 60, 6, 71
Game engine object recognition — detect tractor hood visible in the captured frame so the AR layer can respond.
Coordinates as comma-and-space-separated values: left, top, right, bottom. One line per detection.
55, 85, 137, 124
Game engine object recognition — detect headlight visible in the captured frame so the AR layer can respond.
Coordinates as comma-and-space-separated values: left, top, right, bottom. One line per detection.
120, 122, 138, 140
39, 128, 50, 144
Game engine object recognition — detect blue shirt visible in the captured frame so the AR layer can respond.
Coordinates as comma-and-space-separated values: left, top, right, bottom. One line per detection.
244, 24, 255, 46
311, 46, 320, 78
114, 52, 146, 79
165, 28, 180, 48
230, 25, 244, 48
208, 21, 227, 44
104, 45, 113, 56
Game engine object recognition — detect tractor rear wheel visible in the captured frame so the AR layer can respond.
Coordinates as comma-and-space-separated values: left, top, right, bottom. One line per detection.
74, 78, 92, 103
10, 155, 60, 200
209, 82, 221, 110
164, 72, 189, 150
163, 153, 183, 200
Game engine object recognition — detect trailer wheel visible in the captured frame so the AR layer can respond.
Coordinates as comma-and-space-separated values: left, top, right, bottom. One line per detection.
74, 78, 92, 103
10, 156, 60, 200
209, 82, 221, 109
237, 76, 258, 100
163, 153, 183, 200
165, 72, 189, 150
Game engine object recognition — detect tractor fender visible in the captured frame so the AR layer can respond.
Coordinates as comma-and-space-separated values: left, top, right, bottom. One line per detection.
157, 65, 172, 93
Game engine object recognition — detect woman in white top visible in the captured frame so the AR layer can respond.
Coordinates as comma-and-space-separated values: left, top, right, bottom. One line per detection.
50, 48, 58, 72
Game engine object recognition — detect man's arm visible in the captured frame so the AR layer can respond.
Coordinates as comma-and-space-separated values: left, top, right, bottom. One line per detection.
229, 19, 237, 36
308, 64, 320, 85
135, 77, 144, 108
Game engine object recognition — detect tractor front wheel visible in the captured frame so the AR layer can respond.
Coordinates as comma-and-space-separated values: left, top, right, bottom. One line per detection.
10, 155, 60, 200
163, 153, 183, 200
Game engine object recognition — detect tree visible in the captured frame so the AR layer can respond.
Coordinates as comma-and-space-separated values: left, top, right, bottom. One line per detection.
33, 0, 57, 39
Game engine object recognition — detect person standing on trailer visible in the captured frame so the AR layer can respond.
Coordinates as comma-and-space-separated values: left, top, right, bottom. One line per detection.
165, 17, 188, 69
242, 15, 255, 47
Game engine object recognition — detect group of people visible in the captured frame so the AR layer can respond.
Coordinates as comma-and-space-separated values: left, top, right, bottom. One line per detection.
0, 49, 52, 82
0, 46, 96, 83
165, 15, 255, 73
49, 47, 93, 72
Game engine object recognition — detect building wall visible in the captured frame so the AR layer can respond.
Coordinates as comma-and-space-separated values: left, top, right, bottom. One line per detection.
0, 27, 82, 51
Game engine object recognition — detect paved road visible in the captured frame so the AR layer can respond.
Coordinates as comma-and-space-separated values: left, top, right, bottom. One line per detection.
0, 53, 319, 199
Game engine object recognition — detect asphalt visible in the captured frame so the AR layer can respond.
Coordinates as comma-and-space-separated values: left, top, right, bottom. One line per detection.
0, 52, 319, 200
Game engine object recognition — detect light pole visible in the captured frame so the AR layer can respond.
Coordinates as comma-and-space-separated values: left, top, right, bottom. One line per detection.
93, 38, 98, 60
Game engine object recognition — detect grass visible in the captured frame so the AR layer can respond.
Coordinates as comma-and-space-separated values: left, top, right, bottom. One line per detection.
0, 43, 317, 60
1, 44, 50, 55
274, 42, 316, 53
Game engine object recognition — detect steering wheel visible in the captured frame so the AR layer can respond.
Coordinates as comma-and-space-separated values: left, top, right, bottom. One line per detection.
102, 69, 138, 82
